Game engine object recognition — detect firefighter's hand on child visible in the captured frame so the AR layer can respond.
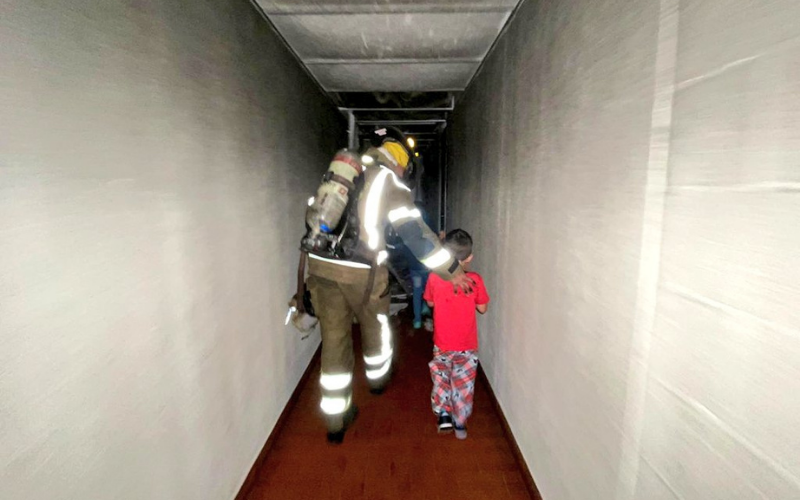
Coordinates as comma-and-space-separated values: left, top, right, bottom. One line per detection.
451, 272, 475, 294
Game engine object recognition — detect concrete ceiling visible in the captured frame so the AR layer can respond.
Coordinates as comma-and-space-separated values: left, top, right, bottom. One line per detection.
256, 0, 519, 92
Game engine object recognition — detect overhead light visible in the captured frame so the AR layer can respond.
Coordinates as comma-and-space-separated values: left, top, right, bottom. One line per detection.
415, 152, 420, 157
407, 137, 415, 149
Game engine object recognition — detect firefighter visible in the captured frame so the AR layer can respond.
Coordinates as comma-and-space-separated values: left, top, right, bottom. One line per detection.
303, 127, 472, 443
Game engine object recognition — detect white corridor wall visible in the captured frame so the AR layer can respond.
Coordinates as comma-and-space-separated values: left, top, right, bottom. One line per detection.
448, 0, 800, 498
0, 1, 343, 498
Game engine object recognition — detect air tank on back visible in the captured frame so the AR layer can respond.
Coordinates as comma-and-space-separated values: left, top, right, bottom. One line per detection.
301, 149, 363, 255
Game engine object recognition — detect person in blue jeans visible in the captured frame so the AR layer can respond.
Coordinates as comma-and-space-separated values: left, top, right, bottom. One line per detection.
401, 203, 434, 329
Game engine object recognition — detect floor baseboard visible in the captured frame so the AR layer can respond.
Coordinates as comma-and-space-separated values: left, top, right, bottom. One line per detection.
234, 345, 321, 500
478, 366, 543, 500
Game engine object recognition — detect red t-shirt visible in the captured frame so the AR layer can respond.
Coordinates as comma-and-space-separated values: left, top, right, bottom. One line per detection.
423, 272, 490, 351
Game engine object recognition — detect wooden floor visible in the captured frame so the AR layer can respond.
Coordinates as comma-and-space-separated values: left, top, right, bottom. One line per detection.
246, 316, 533, 500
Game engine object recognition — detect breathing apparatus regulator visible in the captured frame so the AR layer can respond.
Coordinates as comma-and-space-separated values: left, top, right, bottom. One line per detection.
287, 127, 415, 337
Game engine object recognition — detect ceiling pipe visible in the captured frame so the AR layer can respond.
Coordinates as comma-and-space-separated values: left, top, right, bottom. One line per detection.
347, 111, 357, 150
356, 119, 447, 125
338, 96, 455, 114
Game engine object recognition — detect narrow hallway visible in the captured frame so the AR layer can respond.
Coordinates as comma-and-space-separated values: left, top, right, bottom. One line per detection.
243, 316, 537, 500
4, 0, 800, 498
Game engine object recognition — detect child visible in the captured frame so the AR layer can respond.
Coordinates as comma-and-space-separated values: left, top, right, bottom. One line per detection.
423, 229, 489, 440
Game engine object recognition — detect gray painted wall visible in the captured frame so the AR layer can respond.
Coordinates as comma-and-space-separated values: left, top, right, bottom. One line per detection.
448, 0, 800, 498
0, 1, 342, 499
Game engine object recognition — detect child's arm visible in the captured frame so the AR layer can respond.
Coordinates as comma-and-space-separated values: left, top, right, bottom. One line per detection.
426, 300, 435, 308
473, 273, 490, 315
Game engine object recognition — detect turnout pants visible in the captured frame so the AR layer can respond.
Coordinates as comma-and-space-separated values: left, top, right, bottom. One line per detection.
429, 347, 479, 428
308, 258, 392, 432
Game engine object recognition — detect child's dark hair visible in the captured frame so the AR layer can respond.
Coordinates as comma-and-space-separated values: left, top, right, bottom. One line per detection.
444, 229, 473, 262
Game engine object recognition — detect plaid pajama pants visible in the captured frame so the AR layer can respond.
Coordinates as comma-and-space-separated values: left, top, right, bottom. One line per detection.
429, 347, 479, 427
